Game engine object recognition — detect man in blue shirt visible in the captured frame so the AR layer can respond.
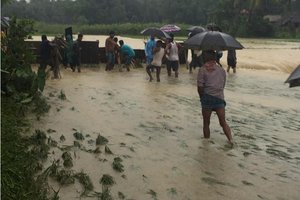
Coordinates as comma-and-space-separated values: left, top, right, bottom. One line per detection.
145, 35, 156, 71
119, 40, 135, 72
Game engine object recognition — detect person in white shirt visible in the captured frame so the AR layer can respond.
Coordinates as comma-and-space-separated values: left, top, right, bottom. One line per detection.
146, 40, 165, 82
165, 33, 181, 78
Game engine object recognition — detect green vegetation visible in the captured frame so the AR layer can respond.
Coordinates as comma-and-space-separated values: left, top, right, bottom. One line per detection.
1, 97, 49, 200
74, 172, 94, 195
96, 134, 109, 145
100, 174, 115, 186
2, 0, 300, 38
112, 157, 124, 172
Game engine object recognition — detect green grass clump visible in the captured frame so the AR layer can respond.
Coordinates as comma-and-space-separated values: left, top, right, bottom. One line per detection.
118, 192, 126, 199
73, 131, 85, 140
99, 188, 113, 200
112, 157, 124, 172
56, 169, 75, 185
58, 90, 66, 100
32, 93, 51, 117
100, 174, 115, 186
1, 97, 49, 200
96, 134, 109, 145
60, 134, 66, 142
104, 145, 113, 154
147, 189, 158, 200
62, 152, 73, 168
74, 172, 94, 195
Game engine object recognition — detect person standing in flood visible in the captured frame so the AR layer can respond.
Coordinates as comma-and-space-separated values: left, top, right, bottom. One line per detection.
165, 33, 181, 78
227, 49, 237, 73
119, 40, 135, 72
105, 31, 119, 71
146, 40, 165, 82
197, 50, 233, 146
144, 35, 156, 72
65, 34, 75, 71
38, 35, 51, 92
73, 33, 83, 73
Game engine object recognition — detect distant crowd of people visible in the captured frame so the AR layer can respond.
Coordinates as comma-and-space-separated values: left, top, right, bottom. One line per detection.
39, 31, 237, 85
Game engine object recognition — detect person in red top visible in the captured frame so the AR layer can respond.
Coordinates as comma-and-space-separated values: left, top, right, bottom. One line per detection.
197, 50, 233, 146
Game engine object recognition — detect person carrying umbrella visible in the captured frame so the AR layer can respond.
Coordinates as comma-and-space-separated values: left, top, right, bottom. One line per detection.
197, 50, 233, 146
146, 40, 165, 82
165, 33, 181, 78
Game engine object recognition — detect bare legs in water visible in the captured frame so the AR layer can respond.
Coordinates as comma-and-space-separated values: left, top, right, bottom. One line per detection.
202, 107, 233, 145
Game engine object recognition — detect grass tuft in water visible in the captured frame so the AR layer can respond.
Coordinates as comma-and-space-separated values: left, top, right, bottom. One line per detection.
62, 152, 73, 168
60, 134, 66, 142
118, 191, 126, 199
105, 145, 113, 154
112, 157, 124, 172
99, 188, 113, 200
56, 169, 75, 185
58, 90, 66, 100
100, 174, 115, 186
74, 141, 81, 148
74, 171, 94, 195
47, 128, 56, 133
94, 147, 101, 154
47, 136, 58, 147
147, 189, 158, 200
96, 134, 109, 145
73, 131, 85, 140
32, 93, 51, 117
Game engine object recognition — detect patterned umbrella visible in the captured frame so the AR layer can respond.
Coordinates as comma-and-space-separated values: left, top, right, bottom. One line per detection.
160, 24, 181, 33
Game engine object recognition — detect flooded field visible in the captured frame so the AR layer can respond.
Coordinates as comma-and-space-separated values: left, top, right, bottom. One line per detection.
31, 37, 300, 200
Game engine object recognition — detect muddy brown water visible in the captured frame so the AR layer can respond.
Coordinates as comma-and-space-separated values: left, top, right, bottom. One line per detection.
31, 38, 300, 200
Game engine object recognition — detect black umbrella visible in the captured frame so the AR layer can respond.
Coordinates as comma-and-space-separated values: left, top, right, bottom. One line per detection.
187, 26, 207, 38
184, 31, 244, 51
187, 26, 206, 32
206, 23, 222, 31
285, 65, 300, 88
141, 28, 171, 39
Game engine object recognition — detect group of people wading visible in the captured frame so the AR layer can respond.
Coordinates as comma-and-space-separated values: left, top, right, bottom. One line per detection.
38, 33, 83, 91
38, 31, 236, 146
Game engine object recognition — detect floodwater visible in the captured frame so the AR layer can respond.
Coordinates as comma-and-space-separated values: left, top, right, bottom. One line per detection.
31, 37, 300, 200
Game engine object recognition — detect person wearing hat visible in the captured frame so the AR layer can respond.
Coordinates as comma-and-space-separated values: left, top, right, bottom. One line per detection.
105, 31, 119, 71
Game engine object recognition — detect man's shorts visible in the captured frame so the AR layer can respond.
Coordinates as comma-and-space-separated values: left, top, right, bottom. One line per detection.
167, 60, 179, 71
106, 52, 115, 65
200, 94, 226, 110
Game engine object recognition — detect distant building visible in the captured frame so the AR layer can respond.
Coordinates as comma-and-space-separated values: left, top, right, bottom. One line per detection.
281, 12, 300, 28
263, 15, 282, 25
